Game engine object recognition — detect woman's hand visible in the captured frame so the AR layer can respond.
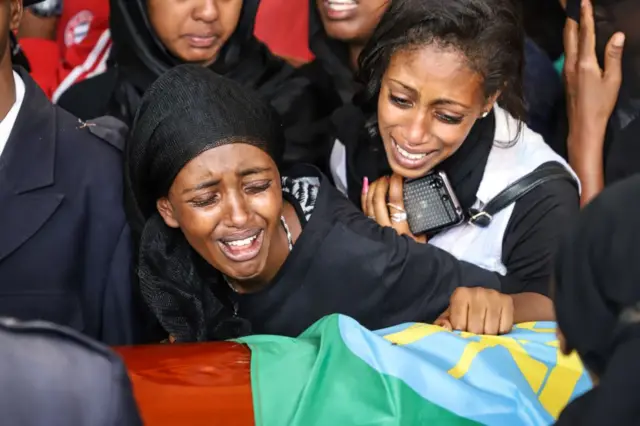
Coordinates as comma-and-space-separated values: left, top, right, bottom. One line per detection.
435, 287, 514, 335
361, 174, 426, 243
563, 0, 624, 205
564, 0, 624, 133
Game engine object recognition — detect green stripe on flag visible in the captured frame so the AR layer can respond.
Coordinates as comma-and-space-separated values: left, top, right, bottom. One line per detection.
238, 315, 480, 426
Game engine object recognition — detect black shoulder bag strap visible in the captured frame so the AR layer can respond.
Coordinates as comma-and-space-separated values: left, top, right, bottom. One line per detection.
468, 161, 578, 227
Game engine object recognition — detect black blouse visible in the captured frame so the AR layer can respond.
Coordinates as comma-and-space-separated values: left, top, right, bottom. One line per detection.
231, 164, 502, 337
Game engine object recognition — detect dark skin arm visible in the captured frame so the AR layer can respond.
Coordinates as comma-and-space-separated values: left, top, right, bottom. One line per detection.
511, 292, 554, 323
563, 0, 624, 206
364, 174, 552, 335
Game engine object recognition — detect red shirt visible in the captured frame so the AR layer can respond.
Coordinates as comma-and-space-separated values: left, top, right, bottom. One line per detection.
20, 0, 111, 100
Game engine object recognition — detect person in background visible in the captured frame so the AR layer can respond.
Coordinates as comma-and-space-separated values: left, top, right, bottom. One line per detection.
564, 0, 640, 186
344, 0, 579, 333
553, 175, 640, 426
563, 0, 625, 205
56, 0, 322, 168
17, 0, 60, 40
0, 0, 138, 345
302, 0, 563, 181
517, 0, 567, 62
125, 64, 510, 342
16, 0, 112, 100
0, 318, 141, 426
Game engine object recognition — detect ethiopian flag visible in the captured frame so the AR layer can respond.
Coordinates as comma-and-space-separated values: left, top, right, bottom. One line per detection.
237, 315, 591, 426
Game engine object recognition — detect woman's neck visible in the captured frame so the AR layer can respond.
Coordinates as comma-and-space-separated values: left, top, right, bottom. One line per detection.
228, 201, 301, 294
348, 44, 364, 73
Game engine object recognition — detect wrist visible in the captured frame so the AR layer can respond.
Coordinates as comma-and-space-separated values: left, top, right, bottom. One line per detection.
511, 293, 554, 324
567, 132, 606, 165
568, 116, 609, 141
568, 149, 603, 170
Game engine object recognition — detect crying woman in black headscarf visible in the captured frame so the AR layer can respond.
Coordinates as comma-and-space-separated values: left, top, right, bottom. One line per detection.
126, 63, 506, 342
553, 175, 640, 425
55, 0, 321, 164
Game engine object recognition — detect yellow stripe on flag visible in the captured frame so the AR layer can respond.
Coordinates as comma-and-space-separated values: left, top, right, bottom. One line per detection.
382, 321, 586, 419
447, 335, 548, 394
538, 350, 585, 418
384, 323, 444, 345
515, 323, 557, 333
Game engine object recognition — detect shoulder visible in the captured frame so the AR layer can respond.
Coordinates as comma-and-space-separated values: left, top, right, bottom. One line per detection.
0, 318, 140, 421
511, 174, 579, 224
284, 163, 356, 220
56, 69, 118, 120
53, 107, 127, 183
0, 316, 117, 360
58, 69, 118, 99
0, 317, 126, 384
303, 166, 395, 242
486, 109, 580, 194
504, 166, 579, 254
55, 106, 126, 153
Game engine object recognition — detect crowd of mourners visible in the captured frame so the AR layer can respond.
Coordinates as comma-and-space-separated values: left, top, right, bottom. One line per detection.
2, 0, 640, 423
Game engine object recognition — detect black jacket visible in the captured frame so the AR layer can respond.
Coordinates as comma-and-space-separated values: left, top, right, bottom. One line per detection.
0, 69, 139, 345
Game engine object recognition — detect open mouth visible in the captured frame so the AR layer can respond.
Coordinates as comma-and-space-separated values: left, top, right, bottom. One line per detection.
323, 0, 358, 18
218, 230, 264, 263
391, 138, 436, 169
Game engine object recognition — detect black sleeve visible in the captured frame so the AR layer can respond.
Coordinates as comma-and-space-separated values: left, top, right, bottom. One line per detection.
334, 196, 503, 324
501, 175, 579, 296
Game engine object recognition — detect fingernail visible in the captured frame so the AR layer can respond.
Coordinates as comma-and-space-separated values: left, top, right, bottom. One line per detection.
362, 177, 369, 195
613, 33, 625, 47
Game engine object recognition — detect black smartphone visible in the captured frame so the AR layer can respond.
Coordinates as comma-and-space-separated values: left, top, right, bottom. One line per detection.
402, 170, 465, 235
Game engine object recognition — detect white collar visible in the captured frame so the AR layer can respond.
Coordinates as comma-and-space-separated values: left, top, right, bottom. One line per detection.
0, 71, 26, 159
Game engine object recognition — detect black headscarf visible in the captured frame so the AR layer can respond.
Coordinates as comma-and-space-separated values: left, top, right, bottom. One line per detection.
554, 175, 640, 425
125, 64, 284, 342
108, 0, 295, 123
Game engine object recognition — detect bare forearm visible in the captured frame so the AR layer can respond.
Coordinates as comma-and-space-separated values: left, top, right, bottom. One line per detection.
510, 292, 555, 324
568, 125, 606, 207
